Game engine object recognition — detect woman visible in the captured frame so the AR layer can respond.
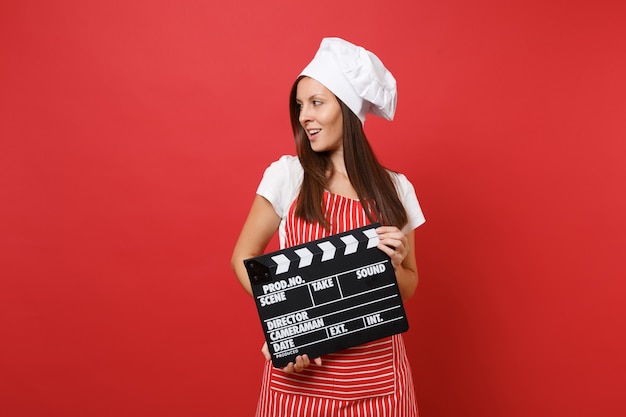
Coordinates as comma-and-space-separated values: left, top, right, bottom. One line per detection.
231, 37, 425, 417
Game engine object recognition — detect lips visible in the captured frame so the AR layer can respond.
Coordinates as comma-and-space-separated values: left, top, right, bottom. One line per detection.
307, 128, 321, 139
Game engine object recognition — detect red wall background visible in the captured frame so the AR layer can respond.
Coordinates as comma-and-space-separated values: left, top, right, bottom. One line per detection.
2, 1, 625, 416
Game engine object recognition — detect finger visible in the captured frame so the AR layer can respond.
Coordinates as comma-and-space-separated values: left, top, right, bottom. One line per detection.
377, 233, 402, 248
261, 342, 272, 361
376, 226, 403, 239
377, 242, 396, 256
282, 362, 295, 374
376, 225, 399, 234
293, 355, 304, 372
301, 354, 311, 368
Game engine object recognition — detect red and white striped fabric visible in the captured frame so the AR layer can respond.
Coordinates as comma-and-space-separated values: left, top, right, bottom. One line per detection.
255, 192, 418, 417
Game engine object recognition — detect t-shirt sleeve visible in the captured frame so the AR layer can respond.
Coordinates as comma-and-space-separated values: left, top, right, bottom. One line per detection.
393, 173, 426, 234
256, 155, 302, 218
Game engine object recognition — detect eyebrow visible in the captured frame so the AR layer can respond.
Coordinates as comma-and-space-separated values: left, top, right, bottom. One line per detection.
296, 93, 326, 102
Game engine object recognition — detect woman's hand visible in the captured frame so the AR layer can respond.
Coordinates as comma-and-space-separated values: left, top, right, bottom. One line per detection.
376, 225, 409, 269
261, 342, 322, 373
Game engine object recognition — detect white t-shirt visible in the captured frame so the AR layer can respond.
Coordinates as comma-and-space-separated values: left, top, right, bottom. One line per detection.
256, 155, 426, 248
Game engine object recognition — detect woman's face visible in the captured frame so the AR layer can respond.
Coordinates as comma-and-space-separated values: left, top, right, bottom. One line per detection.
295, 77, 343, 153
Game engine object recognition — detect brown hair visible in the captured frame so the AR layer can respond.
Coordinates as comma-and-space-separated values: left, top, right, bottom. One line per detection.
289, 76, 408, 230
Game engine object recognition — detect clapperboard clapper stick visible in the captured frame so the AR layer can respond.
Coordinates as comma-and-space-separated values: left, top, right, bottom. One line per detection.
244, 222, 409, 368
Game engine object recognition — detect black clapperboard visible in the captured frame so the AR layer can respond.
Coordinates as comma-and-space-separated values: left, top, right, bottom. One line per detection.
244, 223, 409, 368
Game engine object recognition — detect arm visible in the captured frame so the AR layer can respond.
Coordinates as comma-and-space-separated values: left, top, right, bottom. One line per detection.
231, 194, 323, 372
375, 227, 418, 301
231, 194, 282, 296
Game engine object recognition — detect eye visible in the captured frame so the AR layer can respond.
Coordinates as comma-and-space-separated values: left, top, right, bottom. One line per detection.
313, 100, 322, 106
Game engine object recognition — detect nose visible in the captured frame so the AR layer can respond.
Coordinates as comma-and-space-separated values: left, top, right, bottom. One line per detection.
299, 104, 312, 124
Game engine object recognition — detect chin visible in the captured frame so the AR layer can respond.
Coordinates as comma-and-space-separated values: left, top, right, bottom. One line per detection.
310, 144, 327, 153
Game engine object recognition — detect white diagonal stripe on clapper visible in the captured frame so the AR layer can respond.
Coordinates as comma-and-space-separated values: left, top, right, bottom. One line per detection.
294, 247, 313, 268
317, 241, 336, 261
363, 228, 380, 248
271, 254, 291, 274
340, 235, 359, 255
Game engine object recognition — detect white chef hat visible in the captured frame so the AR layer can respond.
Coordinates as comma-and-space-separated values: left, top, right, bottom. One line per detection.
299, 37, 397, 124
